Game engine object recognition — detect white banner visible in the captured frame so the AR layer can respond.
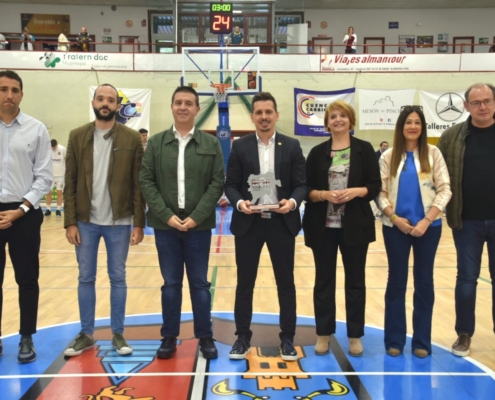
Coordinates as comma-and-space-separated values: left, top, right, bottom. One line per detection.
89, 87, 151, 131
358, 89, 416, 130
419, 90, 468, 137
320, 54, 460, 72
0, 51, 133, 71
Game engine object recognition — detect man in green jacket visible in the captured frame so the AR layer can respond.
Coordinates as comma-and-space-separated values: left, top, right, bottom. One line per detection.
139, 86, 224, 360
438, 83, 495, 358
63, 84, 145, 357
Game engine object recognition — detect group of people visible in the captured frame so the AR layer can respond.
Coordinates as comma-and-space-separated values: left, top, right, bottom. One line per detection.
0, 69, 494, 367
10, 26, 91, 52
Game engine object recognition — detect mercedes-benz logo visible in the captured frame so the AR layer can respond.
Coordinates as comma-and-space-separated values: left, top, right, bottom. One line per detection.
435, 92, 465, 122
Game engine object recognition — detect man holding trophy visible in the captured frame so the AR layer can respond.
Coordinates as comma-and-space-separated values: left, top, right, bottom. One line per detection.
225, 92, 306, 361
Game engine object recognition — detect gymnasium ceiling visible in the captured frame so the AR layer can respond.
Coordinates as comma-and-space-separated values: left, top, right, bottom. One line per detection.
0, 0, 494, 9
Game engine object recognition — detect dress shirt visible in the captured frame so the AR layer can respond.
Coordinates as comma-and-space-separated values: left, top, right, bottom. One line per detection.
0, 111, 53, 208
173, 125, 195, 209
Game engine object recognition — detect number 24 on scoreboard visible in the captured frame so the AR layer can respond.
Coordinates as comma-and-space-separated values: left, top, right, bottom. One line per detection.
210, 2, 233, 34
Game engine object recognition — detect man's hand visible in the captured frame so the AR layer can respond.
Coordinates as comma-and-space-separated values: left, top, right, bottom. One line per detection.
0, 209, 23, 229
167, 215, 188, 231
181, 217, 197, 230
273, 199, 295, 214
66, 225, 81, 246
130, 227, 144, 245
239, 200, 256, 214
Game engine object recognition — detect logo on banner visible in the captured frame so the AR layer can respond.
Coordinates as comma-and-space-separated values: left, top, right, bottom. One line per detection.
117, 90, 142, 125
39, 52, 61, 68
435, 93, 464, 122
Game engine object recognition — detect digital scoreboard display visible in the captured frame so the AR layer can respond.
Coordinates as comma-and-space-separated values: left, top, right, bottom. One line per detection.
210, 3, 233, 34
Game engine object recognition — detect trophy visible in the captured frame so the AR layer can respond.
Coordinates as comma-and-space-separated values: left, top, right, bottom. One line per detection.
247, 172, 281, 211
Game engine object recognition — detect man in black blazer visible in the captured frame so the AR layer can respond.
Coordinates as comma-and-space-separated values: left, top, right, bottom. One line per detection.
225, 92, 306, 361
375, 141, 389, 160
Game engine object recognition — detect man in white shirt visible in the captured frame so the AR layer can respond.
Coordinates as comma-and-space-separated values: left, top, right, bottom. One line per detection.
45, 139, 66, 218
0, 70, 53, 363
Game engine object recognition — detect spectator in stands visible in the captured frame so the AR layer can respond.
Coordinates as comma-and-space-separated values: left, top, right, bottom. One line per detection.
20, 27, 35, 51
0, 33, 8, 50
139, 128, 148, 151
77, 27, 91, 52
58, 27, 70, 52
489, 44, 495, 53
343, 26, 357, 54
307, 40, 313, 54
227, 26, 244, 46
376, 141, 389, 160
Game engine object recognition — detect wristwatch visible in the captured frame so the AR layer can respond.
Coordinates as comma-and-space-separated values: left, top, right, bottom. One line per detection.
19, 204, 30, 214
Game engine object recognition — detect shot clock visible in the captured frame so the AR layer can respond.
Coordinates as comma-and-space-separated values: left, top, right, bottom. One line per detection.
210, 2, 233, 34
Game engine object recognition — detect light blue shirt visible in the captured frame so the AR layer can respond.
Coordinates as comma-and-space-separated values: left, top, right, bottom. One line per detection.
0, 111, 53, 208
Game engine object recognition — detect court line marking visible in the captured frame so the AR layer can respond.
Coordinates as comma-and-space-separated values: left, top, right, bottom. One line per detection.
0, 372, 490, 380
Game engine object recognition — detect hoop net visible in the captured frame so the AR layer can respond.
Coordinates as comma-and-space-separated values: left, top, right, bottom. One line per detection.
211, 83, 231, 103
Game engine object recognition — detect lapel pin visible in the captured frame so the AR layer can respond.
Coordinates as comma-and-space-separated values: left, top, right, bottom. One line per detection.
278, 142, 282, 145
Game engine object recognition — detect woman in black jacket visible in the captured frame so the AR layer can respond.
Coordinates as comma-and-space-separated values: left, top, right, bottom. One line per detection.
303, 100, 381, 357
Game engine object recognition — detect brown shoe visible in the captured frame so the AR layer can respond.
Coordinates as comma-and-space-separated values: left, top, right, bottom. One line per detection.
452, 333, 471, 357
413, 349, 429, 358
315, 335, 330, 355
386, 348, 401, 357
349, 338, 363, 357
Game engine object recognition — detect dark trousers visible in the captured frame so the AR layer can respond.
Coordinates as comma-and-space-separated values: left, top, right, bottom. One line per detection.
383, 225, 442, 354
0, 202, 43, 336
453, 219, 495, 336
312, 228, 368, 338
234, 215, 296, 341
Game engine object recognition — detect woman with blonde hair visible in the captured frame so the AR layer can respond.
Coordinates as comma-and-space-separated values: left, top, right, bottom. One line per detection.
303, 100, 380, 357
378, 106, 451, 358
342, 27, 357, 54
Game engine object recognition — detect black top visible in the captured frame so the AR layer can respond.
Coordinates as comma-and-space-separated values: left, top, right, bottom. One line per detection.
224, 132, 307, 238
462, 122, 495, 220
303, 136, 381, 248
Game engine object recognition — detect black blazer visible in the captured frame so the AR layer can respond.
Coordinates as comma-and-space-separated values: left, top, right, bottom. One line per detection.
375, 149, 383, 160
225, 132, 307, 238
303, 136, 381, 248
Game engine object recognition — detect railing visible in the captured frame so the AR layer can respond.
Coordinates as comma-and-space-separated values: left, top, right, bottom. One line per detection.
2, 39, 494, 54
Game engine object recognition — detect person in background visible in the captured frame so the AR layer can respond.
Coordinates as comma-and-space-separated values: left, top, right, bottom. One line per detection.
376, 141, 389, 160
303, 100, 380, 358
379, 105, 451, 358
437, 83, 495, 357
77, 27, 91, 52
342, 26, 357, 54
58, 27, 70, 52
139, 128, 148, 151
0, 33, 8, 50
307, 40, 314, 54
228, 26, 244, 45
20, 27, 35, 51
45, 139, 66, 218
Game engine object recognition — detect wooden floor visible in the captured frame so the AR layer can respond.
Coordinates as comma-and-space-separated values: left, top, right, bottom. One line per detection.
2, 213, 494, 372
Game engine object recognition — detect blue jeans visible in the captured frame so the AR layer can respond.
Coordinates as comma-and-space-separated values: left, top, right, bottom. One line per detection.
453, 219, 495, 336
383, 225, 442, 354
76, 222, 131, 335
155, 229, 213, 338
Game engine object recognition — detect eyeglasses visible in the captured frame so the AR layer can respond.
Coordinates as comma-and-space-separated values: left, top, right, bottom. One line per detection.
468, 99, 494, 108
400, 105, 423, 112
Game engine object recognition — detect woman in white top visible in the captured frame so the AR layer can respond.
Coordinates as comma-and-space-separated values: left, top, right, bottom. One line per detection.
342, 26, 357, 54
58, 28, 70, 52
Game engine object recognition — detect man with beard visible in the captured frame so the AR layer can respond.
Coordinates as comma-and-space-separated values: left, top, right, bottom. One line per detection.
63, 84, 145, 357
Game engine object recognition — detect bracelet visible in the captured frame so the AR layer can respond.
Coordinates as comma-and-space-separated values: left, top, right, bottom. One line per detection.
319, 190, 324, 201
424, 217, 432, 225
389, 213, 398, 223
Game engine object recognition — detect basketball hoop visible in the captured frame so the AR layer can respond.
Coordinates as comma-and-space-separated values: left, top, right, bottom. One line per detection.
211, 83, 231, 103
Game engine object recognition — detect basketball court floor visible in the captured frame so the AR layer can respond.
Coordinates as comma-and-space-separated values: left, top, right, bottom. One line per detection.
1, 206, 494, 399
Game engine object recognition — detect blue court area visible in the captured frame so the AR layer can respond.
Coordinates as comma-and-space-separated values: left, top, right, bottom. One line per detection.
0, 312, 493, 399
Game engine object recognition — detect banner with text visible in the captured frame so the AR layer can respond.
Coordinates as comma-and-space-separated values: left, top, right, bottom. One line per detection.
89, 87, 151, 131
358, 89, 416, 130
21, 13, 70, 35
419, 90, 468, 137
294, 88, 355, 136
0, 51, 133, 71
320, 54, 460, 72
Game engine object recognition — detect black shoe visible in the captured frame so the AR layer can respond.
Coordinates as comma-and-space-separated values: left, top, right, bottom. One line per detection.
199, 337, 218, 359
157, 336, 177, 359
280, 339, 298, 361
18, 336, 36, 364
229, 336, 251, 360
56, 210, 62, 218
44, 209, 51, 217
